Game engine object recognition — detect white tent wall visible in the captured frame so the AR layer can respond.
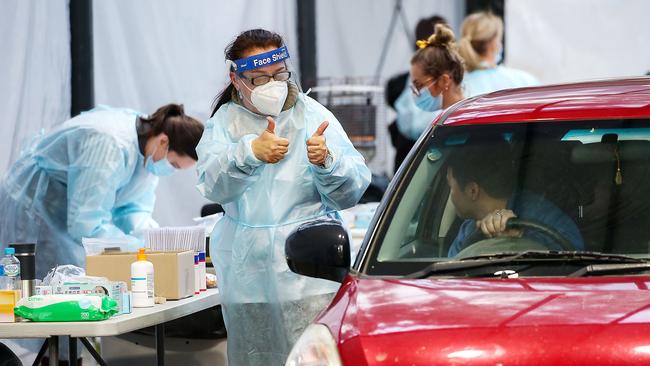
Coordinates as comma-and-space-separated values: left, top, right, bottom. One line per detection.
0, 0, 71, 174
506, 0, 650, 84
316, 0, 464, 81
93, 0, 298, 226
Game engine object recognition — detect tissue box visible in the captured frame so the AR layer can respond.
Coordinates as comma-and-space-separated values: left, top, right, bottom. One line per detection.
37, 281, 131, 314
86, 251, 195, 300
35, 286, 53, 296
0, 290, 21, 323
56, 281, 131, 314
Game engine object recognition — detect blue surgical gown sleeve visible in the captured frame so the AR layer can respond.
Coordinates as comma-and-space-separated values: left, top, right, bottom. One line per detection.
112, 186, 159, 238
308, 102, 372, 211
196, 114, 265, 204
66, 131, 138, 242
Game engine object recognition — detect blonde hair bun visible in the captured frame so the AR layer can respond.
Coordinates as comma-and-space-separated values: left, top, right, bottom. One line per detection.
427, 23, 456, 48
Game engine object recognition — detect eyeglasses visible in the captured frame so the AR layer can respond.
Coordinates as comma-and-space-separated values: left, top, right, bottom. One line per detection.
410, 77, 435, 97
239, 71, 292, 86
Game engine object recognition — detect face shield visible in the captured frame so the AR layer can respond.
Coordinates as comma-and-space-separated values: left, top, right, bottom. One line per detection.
227, 46, 303, 116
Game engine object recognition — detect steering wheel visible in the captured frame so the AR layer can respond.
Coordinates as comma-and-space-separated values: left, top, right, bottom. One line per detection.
456, 218, 575, 258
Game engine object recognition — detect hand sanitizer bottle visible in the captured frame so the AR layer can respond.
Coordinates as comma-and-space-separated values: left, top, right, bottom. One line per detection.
131, 248, 154, 308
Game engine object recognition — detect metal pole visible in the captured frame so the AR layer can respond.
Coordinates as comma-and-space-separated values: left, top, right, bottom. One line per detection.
156, 323, 166, 366
296, 0, 317, 90
373, 0, 401, 83
80, 337, 109, 366
48, 336, 58, 366
374, 0, 412, 83
31, 339, 49, 366
69, 0, 94, 116
68, 337, 77, 365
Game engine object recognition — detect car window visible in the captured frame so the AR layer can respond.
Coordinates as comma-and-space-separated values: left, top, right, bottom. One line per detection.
364, 120, 650, 276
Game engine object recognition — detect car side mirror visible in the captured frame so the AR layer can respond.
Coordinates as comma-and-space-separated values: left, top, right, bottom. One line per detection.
285, 219, 351, 283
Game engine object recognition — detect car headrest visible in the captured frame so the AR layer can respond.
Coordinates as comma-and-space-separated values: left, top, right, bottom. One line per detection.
571, 141, 650, 164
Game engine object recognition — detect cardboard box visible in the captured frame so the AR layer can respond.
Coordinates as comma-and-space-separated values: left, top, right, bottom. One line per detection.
86, 251, 195, 300
0, 290, 21, 323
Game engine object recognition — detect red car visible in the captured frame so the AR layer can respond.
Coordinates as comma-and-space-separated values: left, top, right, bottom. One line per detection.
285, 77, 650, 365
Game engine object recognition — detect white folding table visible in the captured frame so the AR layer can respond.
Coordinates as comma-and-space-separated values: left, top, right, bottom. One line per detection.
0, 288, 220, 366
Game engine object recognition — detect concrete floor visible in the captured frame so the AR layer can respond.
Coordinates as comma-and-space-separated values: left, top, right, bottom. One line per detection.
3, 335, 227, 366
87, 334, 228, 366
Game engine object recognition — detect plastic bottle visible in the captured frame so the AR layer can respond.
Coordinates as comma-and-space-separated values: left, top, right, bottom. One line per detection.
131, 248, 154, 308
0, 265, 7, 290
194, 254, 200, 295
0, 248, 21, 290
199, 252, 207, 292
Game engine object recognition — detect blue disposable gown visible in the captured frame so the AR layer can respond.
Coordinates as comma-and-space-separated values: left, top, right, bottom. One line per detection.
0, 107, 158, 278
462, 65, 539, 97
395, 76, 442, 141
196, 93, 371, 365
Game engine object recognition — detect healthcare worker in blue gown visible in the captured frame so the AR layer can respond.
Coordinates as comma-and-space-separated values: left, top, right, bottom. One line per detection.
0, 104, 204, 279
196, 29, 371, 365
458, 11, 538, 97
410, 24, 467, 121
390, 15, 448, 144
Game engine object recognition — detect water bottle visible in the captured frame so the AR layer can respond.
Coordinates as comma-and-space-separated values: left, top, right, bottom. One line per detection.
0, 248, 21, 290
0, 265, 7, 290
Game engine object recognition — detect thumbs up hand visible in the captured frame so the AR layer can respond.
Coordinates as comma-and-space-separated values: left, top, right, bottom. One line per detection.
307, 121, 330, 166
252, 117, 290, 163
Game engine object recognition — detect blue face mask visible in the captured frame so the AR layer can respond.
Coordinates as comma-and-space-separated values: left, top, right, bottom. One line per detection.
495, 46, 504, 65
146, 147, 176, 177
414, 87, 442, 112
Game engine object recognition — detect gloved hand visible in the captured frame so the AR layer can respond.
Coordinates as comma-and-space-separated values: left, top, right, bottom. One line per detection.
252, 117, 290, 163
307, 121, 330, 166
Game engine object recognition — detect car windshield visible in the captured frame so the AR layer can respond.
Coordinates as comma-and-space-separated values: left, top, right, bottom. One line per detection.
363, 119, 650, 276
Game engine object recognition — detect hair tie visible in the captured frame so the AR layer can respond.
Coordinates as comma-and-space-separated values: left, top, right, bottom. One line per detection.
416, 39, 430, 49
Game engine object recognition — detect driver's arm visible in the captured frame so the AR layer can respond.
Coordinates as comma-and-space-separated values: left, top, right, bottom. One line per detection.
447, 220, 479, 257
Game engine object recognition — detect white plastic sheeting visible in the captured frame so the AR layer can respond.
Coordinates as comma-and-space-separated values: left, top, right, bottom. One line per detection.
506, 0, 650, 84
0, 0, 70, 173
316, 0, 464, 81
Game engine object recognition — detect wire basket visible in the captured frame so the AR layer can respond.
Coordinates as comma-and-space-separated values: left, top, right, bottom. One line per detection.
311, 78, 387, 171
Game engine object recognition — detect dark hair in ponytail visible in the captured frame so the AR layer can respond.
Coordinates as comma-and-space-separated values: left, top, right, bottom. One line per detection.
210, 29, 284, 117
141, 103, 204, 160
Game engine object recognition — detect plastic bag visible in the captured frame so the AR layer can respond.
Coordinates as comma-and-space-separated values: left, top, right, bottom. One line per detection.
42, 265, 108, 287
14, 294, 118, 321
82, 237, 140, 256
42, 265, 86, 286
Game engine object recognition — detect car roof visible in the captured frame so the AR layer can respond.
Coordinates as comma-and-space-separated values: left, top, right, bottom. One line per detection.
442, 77, 650, 126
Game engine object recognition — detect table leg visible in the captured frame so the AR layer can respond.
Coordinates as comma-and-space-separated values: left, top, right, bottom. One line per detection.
48, 336, 58, 366
69, 336, 77, 366
155, 323, 165, 366
79, 338, 109, 366
31, 339, 49, 366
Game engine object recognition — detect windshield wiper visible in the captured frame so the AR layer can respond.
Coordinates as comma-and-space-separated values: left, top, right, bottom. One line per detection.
569, 262, 650, 277
407, 251, 647, 279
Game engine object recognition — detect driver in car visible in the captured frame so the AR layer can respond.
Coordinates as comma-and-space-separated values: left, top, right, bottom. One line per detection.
446, 144, 584, 257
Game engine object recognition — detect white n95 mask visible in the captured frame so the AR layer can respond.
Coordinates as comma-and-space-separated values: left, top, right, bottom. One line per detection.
242, 80, 288, 116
